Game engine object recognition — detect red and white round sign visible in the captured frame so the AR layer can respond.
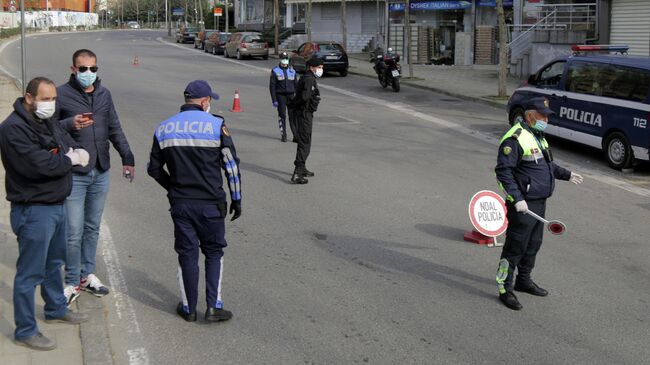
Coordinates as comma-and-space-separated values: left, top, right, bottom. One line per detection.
468, 190, 508, 237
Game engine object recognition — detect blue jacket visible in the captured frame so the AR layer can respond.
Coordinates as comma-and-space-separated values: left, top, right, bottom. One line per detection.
147, 104, 241, 205
269, 65, 297, 102
495, 122, 571, 202
57, 74, 135, 174
0, 98, 78, 204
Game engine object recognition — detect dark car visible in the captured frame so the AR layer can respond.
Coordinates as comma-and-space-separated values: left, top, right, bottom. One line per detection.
205, 32, 232, 55
194, 29, 217, 50
290, 42, 349, 76
176, 27, 198, 43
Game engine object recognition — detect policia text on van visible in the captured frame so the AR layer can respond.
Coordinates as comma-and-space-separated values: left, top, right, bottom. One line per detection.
507, 45, 650, 170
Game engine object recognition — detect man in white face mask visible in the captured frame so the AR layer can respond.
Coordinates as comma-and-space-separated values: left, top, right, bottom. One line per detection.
0, 77, 89, 351
290, 57, 323, 184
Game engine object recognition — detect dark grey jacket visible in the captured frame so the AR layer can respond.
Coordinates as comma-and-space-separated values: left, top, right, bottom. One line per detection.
57, 75, 134, 173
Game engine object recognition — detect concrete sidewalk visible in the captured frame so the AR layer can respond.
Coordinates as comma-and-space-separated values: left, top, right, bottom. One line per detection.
0, 76, 85, 364
345, 54, 522, 108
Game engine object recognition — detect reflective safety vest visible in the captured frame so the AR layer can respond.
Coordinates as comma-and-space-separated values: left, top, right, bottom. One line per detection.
273, 66, 296, 82
500, 123, 549, 163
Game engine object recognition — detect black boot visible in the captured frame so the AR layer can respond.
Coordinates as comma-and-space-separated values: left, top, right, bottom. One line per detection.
291, 171, 308, 184
499, 292, 523, 311
176, 302, 197, 322
281, 135, 287, 142
514, 281, 548, 297
299, 168, 314, 177
205, 307, 233, 322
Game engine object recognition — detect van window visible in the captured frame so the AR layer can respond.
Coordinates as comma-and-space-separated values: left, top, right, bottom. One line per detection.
537, 61, 565, 87
602, 65, 650, 103
565, 61, 609, 96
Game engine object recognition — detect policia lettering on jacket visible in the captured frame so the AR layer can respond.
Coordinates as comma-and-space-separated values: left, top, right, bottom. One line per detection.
494, 97, 583, 311
148, 80, 241, 323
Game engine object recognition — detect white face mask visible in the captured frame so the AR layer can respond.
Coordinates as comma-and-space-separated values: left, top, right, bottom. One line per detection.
314, 68, 323, 78
34, 100, 56, 119
280, 59, 289, 66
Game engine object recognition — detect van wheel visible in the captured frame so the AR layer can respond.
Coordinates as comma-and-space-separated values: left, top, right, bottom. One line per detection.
509, 107, 525, 126
604, 132, 633, 170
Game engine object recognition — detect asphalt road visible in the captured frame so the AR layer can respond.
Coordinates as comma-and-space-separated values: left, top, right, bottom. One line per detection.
1, 30, 649, 365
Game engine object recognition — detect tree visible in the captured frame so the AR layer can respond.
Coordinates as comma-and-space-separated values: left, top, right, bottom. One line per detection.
496, 0, 507, 97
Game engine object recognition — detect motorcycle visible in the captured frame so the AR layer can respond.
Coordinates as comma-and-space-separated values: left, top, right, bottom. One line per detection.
370, 48, 401, 92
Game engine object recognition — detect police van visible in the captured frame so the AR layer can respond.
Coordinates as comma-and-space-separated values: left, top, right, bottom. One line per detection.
507, 45, 650, 170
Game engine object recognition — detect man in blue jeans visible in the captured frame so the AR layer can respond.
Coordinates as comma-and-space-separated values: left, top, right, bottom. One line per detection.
57, 49, 135, 304
0, 77, 89, 350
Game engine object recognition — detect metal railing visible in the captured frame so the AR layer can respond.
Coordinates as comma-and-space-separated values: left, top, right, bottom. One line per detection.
507, 9, 560, 62
527, 3, 597, 31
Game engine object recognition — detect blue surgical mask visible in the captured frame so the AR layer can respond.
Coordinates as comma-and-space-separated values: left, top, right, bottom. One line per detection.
76, 71, 97, 88
533, 119, 548, 132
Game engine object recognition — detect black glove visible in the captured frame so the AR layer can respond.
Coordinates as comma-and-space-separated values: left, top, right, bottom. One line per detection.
229, 200, 241, 221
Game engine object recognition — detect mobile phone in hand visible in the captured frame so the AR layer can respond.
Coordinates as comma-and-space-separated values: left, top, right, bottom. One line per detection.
82, 112, 93, 119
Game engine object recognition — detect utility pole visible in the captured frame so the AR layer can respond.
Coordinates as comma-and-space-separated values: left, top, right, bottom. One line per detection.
137, 0, 139, 24
198, 0, 204, 30
225, 0, 229, 32
307, 0, 312, 42
341, 0, 347, 51
166, 0, 171, 36
376, 0, 380, 49
497, 0, 507, 97
274, 0, 279, 54
20, 0, 25, 93
405, 0, 413, 79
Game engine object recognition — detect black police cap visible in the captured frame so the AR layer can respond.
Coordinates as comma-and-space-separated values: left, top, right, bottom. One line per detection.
306, 57, 324, 67
523, 97, 554, 116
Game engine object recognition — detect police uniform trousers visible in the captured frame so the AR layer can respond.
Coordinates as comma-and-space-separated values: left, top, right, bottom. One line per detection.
170, 203, 227, 312
276, 93, 297, 140
294, 109, 313, 170
500, 199, 546, 291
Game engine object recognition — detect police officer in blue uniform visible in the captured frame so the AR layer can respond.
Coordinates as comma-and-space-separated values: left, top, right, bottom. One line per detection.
147, 80, 242, 322
495, 97, 583, 311
270, 52, 298, 142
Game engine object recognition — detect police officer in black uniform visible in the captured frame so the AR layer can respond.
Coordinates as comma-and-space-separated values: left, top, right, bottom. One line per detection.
270, 52, 298, 142
148, 80, 242, 323
495, 97, 583, 311
290, 57, 323, 184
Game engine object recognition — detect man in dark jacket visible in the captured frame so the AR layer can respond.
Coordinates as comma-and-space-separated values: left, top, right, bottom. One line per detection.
291, 57, 323, 184
0, 77, 89, 351
269, 51, 298, 142
148, 80, 241, 323
495, 97, 583, 311
56, 49, 135, 304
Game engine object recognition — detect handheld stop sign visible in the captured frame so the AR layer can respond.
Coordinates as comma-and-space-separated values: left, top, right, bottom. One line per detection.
525, 210, 567, 235
468, 191, 508, 246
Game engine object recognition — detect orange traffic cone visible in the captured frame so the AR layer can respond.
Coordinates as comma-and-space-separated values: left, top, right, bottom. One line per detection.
132, 55, 140, 66
230, 90, 242, 112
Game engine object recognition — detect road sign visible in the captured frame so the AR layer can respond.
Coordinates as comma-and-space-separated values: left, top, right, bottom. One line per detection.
172, 7, 184, 16
468, 190, 508, 238
214, 7, 223, 16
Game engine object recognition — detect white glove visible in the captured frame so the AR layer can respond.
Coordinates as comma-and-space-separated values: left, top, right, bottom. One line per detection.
514, 200, 528, 213
74, 148, 90, 167
570, 172, 583, 185
66, 149, 82, 166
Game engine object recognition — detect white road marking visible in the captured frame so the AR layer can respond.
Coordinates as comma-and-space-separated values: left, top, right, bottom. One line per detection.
62, 37, 69, 40
317, 115, 362, 125
100, 222, 150, 365
162, 37, 650, 198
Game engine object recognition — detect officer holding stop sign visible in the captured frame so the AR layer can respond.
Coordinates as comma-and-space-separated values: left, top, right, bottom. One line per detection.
495, 97, 583, 311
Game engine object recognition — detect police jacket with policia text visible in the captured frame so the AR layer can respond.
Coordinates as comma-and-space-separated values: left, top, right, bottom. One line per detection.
0, 98, 79, 204
291, 71, 320, 112
147, 104, 241, 205
56, 74, 135, 174
269, 66, 298, 102
495, 122, 571, 203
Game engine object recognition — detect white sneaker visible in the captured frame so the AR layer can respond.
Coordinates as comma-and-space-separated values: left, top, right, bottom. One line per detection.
80, 274, 109, 297
64, 285, 80, 306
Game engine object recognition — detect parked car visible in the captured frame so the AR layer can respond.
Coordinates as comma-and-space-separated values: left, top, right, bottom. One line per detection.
508, 44, 650, 170
127, 21, 140, 29
224, 32, 269, 60
205, 32, 232, 55
194, 29, 217, 50
290, 41, 349, 76
176, 27, 198, 43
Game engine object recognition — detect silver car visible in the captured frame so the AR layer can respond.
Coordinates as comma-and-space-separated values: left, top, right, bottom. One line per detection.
224, 32, 269, 60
